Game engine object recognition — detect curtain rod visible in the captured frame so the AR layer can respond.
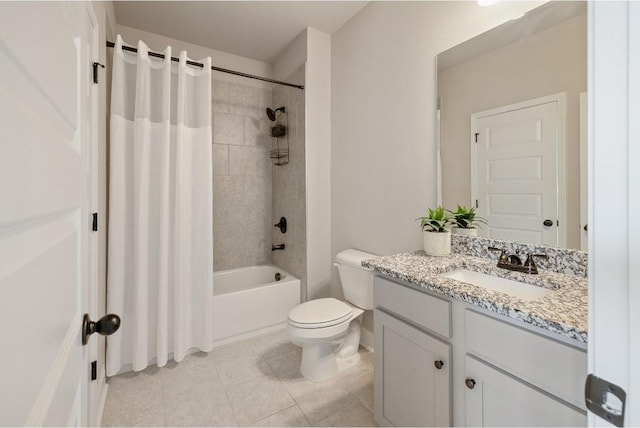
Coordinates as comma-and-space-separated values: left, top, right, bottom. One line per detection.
106, 41, 304, 90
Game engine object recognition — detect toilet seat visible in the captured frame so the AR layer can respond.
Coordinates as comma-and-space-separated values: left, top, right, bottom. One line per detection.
288, 298, 353, 329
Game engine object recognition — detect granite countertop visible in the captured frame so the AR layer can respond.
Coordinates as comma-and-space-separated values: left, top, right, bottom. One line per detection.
362, 251, 588, 343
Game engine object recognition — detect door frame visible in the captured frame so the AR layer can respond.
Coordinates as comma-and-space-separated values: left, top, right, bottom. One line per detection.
83, 3, 101, 426
588, 2, 640, 425
579, 92, 588, 251
470, 92, 567, 247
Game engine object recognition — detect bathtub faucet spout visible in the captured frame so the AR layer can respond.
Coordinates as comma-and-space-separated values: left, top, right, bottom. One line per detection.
272, 244, 285, 251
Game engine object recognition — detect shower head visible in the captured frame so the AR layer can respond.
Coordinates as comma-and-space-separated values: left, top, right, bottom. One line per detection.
266, 106, 286, 121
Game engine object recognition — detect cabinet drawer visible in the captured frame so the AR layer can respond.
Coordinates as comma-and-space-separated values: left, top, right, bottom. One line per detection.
465, 310, 587, 410
374, 276, 451, 338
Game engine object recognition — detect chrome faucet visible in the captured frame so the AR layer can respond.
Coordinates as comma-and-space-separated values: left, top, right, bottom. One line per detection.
488, 246, 548, 274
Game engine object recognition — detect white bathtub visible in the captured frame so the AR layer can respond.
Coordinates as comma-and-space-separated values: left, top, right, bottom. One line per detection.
212, 265, 301, 344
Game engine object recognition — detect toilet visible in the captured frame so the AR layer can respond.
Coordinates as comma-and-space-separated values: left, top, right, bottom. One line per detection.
287, 249, 375, 382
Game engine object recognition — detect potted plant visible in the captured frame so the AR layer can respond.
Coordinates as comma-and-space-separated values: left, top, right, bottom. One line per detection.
448, 205, 486, 236
417, 206, 452, 256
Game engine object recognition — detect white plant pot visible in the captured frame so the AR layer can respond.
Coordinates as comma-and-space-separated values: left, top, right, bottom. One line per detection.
423, 231, 451, 256
452, 227, 478, 237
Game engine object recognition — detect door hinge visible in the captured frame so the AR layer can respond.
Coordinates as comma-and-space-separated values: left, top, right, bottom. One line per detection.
557, 219, 560, 226
91, 361, 97, 381
475, 133, 479, 143
92, 213, 98, 232
475, 199, 479, 209
92, 62, 105, 84
585, 374, 626, 427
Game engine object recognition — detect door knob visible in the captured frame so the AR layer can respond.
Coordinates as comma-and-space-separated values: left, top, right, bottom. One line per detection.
465, 378, 476, 389
543, 219, 554, 227
82, 313, 121, 345
434, 360, 444, 370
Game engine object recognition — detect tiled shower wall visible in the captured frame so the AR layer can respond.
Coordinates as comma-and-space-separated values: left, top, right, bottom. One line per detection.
212, 81, 273, 271
271, 65, 307, 300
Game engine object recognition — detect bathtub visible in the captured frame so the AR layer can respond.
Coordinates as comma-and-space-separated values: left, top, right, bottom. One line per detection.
212, 265, 301, 344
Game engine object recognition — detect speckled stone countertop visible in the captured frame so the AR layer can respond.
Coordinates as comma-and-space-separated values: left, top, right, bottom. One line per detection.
362, 251, 588, 343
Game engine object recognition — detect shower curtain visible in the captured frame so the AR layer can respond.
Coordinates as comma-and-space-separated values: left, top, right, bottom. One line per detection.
107, 35, 214, 376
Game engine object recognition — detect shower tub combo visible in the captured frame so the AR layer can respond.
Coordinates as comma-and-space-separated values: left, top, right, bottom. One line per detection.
212, 265, 300, 344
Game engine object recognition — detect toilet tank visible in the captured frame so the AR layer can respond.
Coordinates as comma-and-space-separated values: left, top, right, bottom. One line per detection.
335, 249, 376, 310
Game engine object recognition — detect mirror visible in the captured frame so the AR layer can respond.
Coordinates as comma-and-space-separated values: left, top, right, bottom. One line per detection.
437, 1, 587, 250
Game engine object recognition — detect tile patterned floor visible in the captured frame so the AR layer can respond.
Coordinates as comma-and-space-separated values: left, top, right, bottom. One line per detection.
102, 329, 375, 427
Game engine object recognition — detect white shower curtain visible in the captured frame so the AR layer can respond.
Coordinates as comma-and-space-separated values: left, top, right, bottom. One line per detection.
107, 35, 214, 376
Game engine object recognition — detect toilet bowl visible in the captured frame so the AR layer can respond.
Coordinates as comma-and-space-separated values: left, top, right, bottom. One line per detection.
287, 249, 376, 382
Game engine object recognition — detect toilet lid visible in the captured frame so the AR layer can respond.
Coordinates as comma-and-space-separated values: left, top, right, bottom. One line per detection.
288, 298, 353, 328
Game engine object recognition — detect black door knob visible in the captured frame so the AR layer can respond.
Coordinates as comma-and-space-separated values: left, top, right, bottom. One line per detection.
434, 360, 444, 370
82, 313, 121, 345
466, 378, 476, 389
584, 224, 588, 232
543, 219, 554, 227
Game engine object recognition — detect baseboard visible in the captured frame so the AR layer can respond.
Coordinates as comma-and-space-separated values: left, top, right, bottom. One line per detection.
360, 326, 374, 352
96, 373, 108, 427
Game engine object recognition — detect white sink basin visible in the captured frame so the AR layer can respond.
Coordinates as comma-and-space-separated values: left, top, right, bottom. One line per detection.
440, 269, 552, 301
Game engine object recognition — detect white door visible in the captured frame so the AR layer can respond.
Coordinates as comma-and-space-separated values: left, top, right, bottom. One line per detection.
0, 2, 96, 425
472, 94, 565, 247
588, 2, 640, 425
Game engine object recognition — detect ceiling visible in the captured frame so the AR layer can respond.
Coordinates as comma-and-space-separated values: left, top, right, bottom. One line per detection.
114, 1, 368, 63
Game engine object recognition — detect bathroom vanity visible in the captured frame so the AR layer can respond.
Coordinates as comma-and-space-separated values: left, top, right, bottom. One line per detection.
365, 236, 588, 427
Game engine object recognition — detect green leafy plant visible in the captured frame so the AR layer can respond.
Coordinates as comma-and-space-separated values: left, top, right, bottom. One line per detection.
447, 205, 487, 229
417, 206, 451, 233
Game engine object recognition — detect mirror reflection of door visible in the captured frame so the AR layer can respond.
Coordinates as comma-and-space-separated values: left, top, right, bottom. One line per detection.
472, 95, 565, 247
437, 2, 586, 249
579, 92, 588, 251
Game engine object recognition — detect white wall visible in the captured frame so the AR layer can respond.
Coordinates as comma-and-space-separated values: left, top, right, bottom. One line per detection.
331, 0, 546, 337
305, 28, 332, 300
273, 30, 307, 82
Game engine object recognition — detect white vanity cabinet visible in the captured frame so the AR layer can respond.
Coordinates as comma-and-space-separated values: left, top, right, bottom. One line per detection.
373, 275, 587, 427
465, 356, 586, 427
374, 309, 451, 427
464, 309, 587, 426
374, 277, 452, 427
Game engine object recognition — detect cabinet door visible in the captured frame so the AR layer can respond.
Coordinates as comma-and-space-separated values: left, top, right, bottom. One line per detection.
374, 309, 450, 427
465, 356, 586, 427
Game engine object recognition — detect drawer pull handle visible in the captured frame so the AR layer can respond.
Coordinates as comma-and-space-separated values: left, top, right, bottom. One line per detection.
465, 378, 476, 389
434, 360, 444, 370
